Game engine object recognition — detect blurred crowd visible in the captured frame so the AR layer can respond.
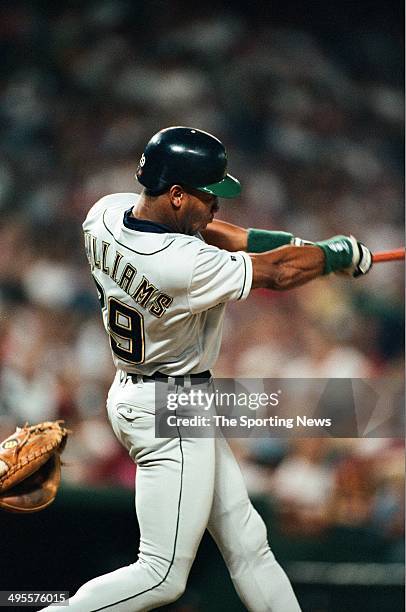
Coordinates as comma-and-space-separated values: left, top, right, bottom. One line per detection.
233, 437, 404, 561
0, 1, 403, 551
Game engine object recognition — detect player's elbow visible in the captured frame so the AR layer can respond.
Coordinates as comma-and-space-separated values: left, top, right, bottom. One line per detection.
252, 263, 299, 291
269, 276, 295, 291
266, 273, 299, 291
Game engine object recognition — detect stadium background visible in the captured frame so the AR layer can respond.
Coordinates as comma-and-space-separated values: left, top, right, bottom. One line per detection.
0, 1, 404, 611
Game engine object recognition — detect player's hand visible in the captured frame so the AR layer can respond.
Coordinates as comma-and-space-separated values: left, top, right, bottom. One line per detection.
342, 235, 373, 277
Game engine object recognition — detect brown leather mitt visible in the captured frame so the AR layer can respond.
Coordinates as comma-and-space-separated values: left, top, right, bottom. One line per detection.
0, 421, 70, 513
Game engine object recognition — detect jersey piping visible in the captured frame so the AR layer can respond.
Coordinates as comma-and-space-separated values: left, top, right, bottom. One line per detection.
102, 210, 175, 255
237, 254, 248, 300
90, 419, 184, 611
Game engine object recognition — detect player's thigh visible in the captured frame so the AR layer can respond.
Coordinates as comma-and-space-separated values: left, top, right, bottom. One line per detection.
136, 435, 216, 566
107, 376, 216, 560
210, 436, 250, 511
207, 437, 266, 553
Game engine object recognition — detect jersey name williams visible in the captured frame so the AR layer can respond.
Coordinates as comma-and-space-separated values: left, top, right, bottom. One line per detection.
84, 232, 173, 318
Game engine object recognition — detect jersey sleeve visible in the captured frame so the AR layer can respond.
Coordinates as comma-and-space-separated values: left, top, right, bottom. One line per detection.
188, 245, 252, 314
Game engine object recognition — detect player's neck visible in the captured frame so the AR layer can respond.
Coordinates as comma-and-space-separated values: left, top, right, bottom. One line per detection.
132, 194, 180, 233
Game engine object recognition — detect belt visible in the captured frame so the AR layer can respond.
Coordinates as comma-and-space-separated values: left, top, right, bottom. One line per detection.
128, 370, 212, 386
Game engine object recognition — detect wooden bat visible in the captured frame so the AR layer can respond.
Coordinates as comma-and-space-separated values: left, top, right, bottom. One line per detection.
372, 248, 405, 263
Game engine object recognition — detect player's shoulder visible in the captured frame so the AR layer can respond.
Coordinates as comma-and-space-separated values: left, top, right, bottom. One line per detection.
83, 193, 139, 228
167, 236, 239, 285
175, 232, 205, 247
169, 232, 216, 259
178, 234, 226, 256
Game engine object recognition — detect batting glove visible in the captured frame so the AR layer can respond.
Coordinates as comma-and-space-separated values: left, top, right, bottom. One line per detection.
346, 235, 373, 277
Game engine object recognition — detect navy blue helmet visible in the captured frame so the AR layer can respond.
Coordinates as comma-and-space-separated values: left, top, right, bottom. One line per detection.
136, 126, 241, 198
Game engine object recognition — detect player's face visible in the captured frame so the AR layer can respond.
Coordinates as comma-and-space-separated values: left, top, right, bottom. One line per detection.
183, 188, 219, 234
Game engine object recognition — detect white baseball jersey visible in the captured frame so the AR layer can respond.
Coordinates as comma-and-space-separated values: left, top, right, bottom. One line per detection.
83, 193, 252, 376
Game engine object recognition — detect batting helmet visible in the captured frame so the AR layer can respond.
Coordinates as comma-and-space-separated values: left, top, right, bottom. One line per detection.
136, 126, 241, 198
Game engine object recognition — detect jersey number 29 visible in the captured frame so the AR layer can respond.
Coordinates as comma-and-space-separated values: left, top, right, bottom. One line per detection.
93, 276, 145, 364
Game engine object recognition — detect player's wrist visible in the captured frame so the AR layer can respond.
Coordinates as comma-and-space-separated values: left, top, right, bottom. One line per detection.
247, 228, 315, 253
315, 235, 354, 274
247, 228, 294, 252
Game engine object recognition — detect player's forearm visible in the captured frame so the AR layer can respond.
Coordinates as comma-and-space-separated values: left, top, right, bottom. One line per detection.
250, 245, 325, 290
250, 234, 373, 289
202, 221, 309, 253
202, 220, 248, 251
204, 226, 372, 285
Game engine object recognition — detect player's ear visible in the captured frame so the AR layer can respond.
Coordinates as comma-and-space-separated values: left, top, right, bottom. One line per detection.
169, 185, 185, 209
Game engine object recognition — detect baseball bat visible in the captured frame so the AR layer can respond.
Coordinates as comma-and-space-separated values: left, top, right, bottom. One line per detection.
372, 248, 405, 263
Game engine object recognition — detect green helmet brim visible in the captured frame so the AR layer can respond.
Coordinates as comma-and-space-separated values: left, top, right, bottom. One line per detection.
196, 173, 241, 198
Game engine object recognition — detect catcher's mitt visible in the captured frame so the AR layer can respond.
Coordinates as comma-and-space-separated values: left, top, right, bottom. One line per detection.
0, 421, 70, 513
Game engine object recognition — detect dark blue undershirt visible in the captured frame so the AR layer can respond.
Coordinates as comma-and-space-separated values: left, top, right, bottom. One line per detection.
123, 208, 173, 234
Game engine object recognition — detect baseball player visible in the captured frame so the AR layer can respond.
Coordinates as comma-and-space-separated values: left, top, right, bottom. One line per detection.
42, 127, 372, 612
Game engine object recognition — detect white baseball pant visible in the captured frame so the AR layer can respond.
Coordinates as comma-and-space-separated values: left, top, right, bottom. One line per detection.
42, 372, 301, 612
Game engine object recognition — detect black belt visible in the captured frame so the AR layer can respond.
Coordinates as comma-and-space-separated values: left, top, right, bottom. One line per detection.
128, 370, 212, 386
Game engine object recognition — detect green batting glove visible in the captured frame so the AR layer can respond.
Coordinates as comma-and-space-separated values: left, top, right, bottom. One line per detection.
316, 235, 372, 276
